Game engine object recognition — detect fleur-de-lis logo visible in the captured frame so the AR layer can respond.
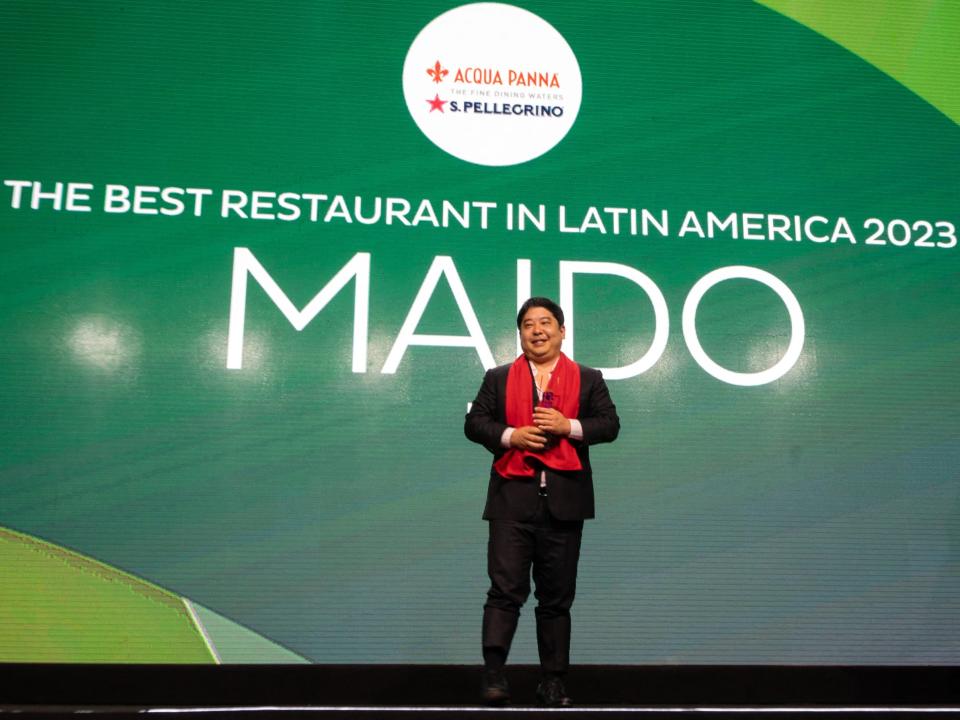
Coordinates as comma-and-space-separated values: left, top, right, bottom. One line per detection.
427, 60, 448, 84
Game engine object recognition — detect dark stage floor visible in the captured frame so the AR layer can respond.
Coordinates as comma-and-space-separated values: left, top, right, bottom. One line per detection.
2, 664, 958, 719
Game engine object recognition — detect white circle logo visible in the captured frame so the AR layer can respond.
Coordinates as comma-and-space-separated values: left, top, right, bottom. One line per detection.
402, 3, 583, 166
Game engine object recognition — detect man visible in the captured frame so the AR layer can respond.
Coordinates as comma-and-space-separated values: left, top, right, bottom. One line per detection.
464, 297, 620, 707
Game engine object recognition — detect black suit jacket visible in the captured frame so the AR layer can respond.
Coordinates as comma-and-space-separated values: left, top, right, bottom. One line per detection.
464, 361, 620, 521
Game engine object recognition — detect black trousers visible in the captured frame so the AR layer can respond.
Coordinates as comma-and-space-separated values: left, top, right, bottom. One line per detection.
482, 494, 584, 674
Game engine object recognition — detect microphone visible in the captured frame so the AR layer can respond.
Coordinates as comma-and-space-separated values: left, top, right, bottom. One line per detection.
536, 391, 558, 449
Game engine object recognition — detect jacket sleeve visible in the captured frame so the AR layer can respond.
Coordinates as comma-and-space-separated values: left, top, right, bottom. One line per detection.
577, 370, 620, 446
464, 368, 508, 454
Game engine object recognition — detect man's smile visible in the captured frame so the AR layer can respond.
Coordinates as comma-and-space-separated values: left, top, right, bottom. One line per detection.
519, 305, 566, 364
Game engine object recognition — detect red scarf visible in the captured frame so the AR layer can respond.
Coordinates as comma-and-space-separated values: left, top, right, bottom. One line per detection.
494, 352, 582, 479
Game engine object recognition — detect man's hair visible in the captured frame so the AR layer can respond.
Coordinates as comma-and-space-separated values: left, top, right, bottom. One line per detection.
516, 297, 565, 329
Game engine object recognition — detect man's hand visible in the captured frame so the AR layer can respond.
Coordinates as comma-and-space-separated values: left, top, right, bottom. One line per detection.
533, 407, 571, 436
510, 425, 548, 451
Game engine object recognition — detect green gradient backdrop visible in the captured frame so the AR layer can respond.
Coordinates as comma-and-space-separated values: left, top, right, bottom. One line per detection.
1, 1, 958, 663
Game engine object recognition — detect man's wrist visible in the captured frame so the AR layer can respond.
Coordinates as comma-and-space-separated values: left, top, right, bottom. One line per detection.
568, 419, 583, 441
500, 427, 515, 449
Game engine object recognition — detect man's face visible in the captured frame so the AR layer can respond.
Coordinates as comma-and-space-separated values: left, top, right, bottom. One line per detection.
519, 306, 565, 363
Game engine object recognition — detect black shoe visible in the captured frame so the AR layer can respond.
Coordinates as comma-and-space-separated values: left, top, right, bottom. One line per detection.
536, 676, 572, 707
481, 668, 510, 706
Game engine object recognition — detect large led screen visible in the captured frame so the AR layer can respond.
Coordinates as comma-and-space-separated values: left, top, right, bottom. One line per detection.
1, 0, 958, 664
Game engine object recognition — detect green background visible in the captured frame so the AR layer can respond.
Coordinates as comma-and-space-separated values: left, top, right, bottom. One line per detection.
0, 0, 957, 663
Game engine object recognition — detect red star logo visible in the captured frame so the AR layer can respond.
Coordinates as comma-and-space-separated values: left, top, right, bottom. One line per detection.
426, 94, 447, 112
